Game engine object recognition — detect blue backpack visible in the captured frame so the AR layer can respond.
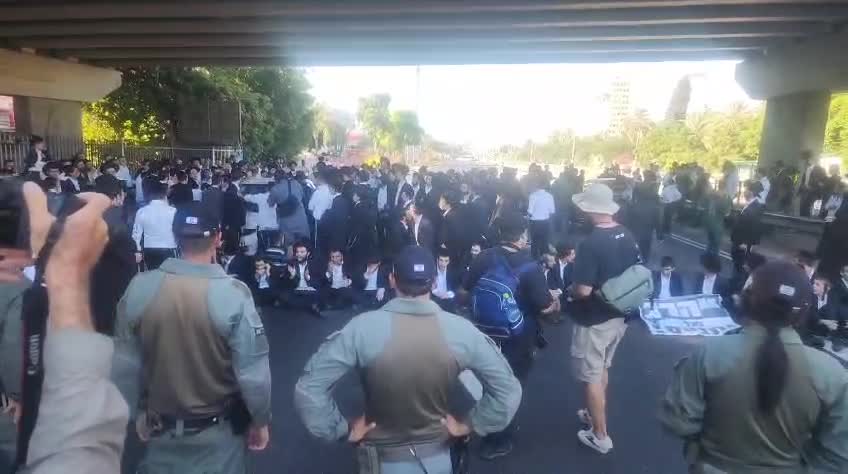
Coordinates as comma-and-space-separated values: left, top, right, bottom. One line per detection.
471, 253, 537, 341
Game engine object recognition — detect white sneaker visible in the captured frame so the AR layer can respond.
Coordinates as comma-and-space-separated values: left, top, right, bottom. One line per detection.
577, 429, 613, 454
576, 409, 592, 426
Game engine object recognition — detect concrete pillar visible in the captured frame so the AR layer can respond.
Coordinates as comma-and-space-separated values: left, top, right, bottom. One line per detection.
758, 90, 831, 170
13, 96, 83, 139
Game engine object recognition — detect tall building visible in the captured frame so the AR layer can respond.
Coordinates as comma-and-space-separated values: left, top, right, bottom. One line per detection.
607, 78, 631, 136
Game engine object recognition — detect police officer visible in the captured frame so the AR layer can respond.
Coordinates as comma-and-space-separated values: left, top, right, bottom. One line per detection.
295, 245, 522, 474
660, 261, 848, 473
112, 202, 272, 473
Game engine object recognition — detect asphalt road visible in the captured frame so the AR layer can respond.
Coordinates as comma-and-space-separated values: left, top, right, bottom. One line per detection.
249, 235, 716, 474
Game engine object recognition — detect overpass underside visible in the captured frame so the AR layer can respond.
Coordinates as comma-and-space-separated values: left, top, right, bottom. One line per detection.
0, 1, 847, 180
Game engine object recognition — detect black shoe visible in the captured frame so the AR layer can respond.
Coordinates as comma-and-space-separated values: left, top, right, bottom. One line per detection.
310, 304, 325, 319
478, 438, 513, 460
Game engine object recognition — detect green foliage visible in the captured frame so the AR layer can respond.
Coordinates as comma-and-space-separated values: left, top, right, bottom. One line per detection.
496, 105, 764, 174
82, 67, 315, 161
356, 94, 424, 156
825, 94, 848, 168
313, 104, 353, 152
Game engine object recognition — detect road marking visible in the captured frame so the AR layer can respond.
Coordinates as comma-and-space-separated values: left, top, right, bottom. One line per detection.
668, 234, 732, 261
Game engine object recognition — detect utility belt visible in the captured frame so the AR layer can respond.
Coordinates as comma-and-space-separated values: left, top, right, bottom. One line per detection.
356, 437, 470, 474
144, 397, 252, 438
241, 228, 257, 236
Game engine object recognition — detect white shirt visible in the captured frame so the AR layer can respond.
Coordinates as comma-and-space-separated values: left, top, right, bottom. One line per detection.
723, 170, 739, 198
131, 199, 177, 251
434, 268, 454, 299
528, 189, 555, 221
377, 186, 388, 211
659, 274, 672, 299
135, 175, 145, 202
191, 188, 202, 202
558, 261, 568, 284
327, 263, 348, 289
661, 184, 682, 204
701, 273, 717, 295
804, 165, 815, 187
414, 215, 423, 244
257, 273, 270, 290
364, 267, 379, 291
244, 193, 278, 230
759, 176, 770, 203
308, 184, 332, 221
818, 293, 828, 310
296, 262, 312, 290
116, 165, 132, 185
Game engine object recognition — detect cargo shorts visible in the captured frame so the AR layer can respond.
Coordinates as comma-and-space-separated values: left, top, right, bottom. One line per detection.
570, 317, 627, 384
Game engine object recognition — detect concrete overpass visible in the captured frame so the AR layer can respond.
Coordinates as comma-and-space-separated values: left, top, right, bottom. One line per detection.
1, 0, 847, 170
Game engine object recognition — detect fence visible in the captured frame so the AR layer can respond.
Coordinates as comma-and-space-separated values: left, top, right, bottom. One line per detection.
0, 131, 241, 171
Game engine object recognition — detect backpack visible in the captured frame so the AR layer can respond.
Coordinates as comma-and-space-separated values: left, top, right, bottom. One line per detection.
275, 179, 300, 218
471, 253, 537, 341
599, 264, 653, 314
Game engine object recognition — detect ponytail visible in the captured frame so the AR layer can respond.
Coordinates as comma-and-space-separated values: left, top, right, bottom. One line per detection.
755, 323, 789, 414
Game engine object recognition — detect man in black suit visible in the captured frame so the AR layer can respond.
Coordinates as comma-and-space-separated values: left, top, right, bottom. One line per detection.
281, 241, 324, 318
168, 170, 194, 208
798, 151, 828, 217
554, 243, 576, 291
352, 255, 392, 310
693, 252, 729, 298
317, 170, 350, 263
465, 182, 491, 247
385, 204, 414, 261
652, 255, 684, 299
321, 248, 356, 310
385, 163, 414, 216
431, 250, 461, 313
408, 203, 436, 253
92, 174, 138, 335
730, 181, 765, 274
438, 188, 470, 269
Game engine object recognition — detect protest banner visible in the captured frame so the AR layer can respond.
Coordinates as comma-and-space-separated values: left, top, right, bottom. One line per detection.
639, 294, 739, 337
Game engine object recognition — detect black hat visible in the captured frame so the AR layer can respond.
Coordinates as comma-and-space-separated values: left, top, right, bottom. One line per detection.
748, 261, 812, 312
173, 202, 220, 238
393, 245, 436, 284
94, 174, 123, 198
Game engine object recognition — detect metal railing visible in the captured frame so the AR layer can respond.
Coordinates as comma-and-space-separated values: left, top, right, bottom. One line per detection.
0, 131, 240, 171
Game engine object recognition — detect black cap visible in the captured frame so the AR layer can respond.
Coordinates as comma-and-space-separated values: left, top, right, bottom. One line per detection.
393, 245, 436, 284
173, 202, 220, 238
748, 261, 812, 312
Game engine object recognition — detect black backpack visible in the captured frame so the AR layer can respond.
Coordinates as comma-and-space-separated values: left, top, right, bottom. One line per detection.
275, 179, 300, 218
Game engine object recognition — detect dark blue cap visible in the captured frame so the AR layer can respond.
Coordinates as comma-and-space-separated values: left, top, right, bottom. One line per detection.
173, 202, 220, 238
393, 245, 436, 284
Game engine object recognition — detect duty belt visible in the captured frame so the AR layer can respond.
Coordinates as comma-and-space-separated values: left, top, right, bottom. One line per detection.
376, 440, 449, 462
158, 413, 226, 433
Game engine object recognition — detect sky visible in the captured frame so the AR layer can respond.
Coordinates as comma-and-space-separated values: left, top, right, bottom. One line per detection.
304, 61, 759, 151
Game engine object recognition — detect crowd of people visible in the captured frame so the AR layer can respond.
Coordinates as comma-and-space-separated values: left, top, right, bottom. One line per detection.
0, 134, 848, 473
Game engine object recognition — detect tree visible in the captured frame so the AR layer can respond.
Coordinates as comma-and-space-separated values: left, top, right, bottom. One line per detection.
825, 94, 848, 167
82, 66, 315, 160
388, 110, 423, 153
357, 94, 393, 153
637, 121, 706, 169
313, 104, 353, 153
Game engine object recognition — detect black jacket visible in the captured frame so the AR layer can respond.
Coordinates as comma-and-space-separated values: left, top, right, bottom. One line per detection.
652, 271, 685, 299
221, 190, 246, 229
692, 273, 730, 297
352, 263, 390, 291
283, 260, 324, 291
386, 219, 413, 259
168, 182, 194, 208
91, 206, 137, 335
731, 200, 764, 246
348, 201, 379, 263
439, 207, 470, 262
319, 194, 351, 254
545, 266, 563, 291
413, 215, 436, 253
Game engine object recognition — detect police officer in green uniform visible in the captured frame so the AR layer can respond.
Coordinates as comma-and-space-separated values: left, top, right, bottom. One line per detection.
660, 261, 848, 473
112, 202, 272, 474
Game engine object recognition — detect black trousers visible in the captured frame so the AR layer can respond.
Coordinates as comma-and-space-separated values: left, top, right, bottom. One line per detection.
799, 191, 819, 217
529, 219, 551, 259
257, 230, 280, 253
322, 287, 355, 309
143, 248, 177, 271
282, 289, 321, 312
481, 320, 537, 447
433, 295, 457, 314
660, 202, 676, 238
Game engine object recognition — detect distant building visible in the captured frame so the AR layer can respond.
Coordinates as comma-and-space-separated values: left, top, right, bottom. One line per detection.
607, 78, 631, 136
0, 96, 15, 131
